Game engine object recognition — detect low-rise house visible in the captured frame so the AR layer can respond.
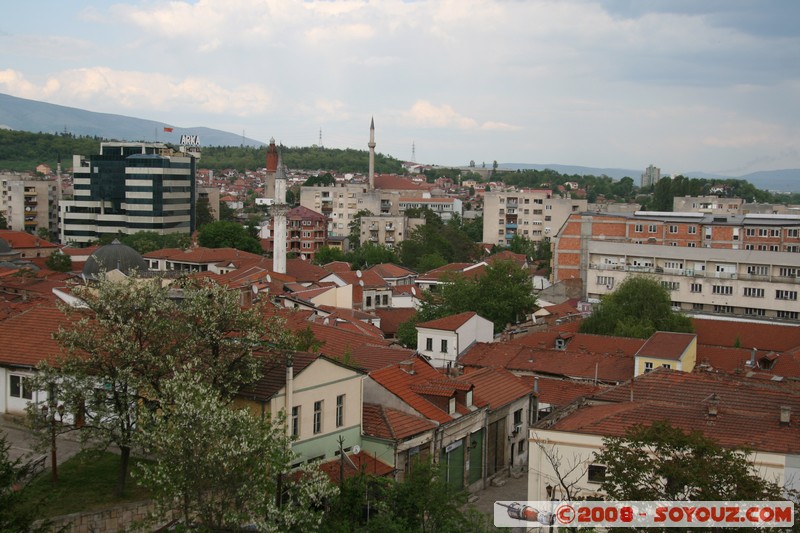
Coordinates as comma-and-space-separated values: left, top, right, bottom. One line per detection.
236, 352, 365, 466
416, 311, 494, 369
528, 369, 800, 501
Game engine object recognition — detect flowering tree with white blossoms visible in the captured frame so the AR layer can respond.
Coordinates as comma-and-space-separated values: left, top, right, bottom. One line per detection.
137, 371, 337, 531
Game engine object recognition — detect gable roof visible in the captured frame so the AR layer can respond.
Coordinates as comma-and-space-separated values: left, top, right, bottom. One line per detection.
318, 450, 394, 483
635, 331, 696, 361
692, 318, 800, 352
417, 311, 477, 332
285, 259, 330, 283
0, 305, 75, 367
0, 230, 58, 250
366, 263, 417, 280
547, 369, 800, 455
362, 403, 437, 440
454, 367, 532, 410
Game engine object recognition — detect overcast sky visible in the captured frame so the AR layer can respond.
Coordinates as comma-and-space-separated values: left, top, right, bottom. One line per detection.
1, 0, 798, 175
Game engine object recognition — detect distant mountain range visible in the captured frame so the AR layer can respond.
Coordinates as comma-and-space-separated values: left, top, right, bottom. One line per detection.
2, 92, 798, 192
499, 163, 800, 193
0, 93, 265, 148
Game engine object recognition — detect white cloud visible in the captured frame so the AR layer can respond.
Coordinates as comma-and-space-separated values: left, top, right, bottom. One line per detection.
0, 68, 272, 116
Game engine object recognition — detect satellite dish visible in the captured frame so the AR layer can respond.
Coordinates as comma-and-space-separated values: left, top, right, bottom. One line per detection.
356, 269, 362, 278
359, 280, 365, 287
411, 287, 417, 296
252, 284, 259, 294
266, 274, 272, 283
352, 445, 361, 455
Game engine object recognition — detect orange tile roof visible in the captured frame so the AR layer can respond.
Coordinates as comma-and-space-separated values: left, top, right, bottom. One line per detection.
318, 450, 394, 483
417, 311, 477, 332
363, 403, 438, 440
454, 367, 532, 410
374, 308, 416, 336
369, 356, 460, 424
0, 230, 58, 249
323, 261, 352, 273
285, 259, 330, 283
416, 263, 475, 282
518, 375, 604, 408
0, 305, 76, 367
549, 369, 800, 454
696, 345, 800, 378
331, 269, 387, 288
635, 331, 696, 361
373, 174, 433, 191
692, 318, 800, 352
366, 263, 417, 280
349, 344, 415, 372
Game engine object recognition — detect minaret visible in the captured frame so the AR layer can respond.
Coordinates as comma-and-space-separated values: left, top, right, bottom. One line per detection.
272, 152, 289, 275
264, 138, 279, 200
368, 117, 376, 190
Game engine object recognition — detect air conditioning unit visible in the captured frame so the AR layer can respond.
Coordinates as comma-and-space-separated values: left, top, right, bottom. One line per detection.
513, 423, 522, 435
606, 284, 613, 290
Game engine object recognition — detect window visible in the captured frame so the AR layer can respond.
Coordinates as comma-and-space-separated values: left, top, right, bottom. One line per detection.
514, 408, 523, 426
336, 394, 345, 428
648, 224, 657, 233
688, 226, 697, 234
382, 294, 388, 305
743, 287, 765, 298
365, 296, 372, 307
777, 311, 799, 320
771, 229, 781, 237
661, 281, 679, 291
644, 362, 654, 373
688, 242, 696, 248
776, 290, 798, 301
692, 303, 704, 311
745, 308, 766, 316
597, 276, 614, 287
425, 338, 433, 351
788, 229, 799, 238
662, 364, 671, 369
712, 285, 733, 295
291, 406, 300, 437
9, 375, 32, 400
713, 305, 734, 313
669, 225, 678, 233
587, 464, 606, 484
634, 224, 643, 232
748, 265, 769, 276
779, 267, 797, 277
517, 440, 525, 456
313, 400, 323, 434
690, 283, 702, 293
441, 339, 448, 353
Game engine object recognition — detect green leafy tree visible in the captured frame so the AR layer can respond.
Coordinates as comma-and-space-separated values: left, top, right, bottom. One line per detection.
348, 242, 399, 269
197, 220, 262, 254
579, 275, 693, 338
0, 211, 7, 230
36, 227, 50, 242
31, 277, 293, 497
137, 372, 336, 531
195, 197, 215, 228
218, 200, 236, 221
596, 420, 788, 502
303, 172, 335, 186
45, 250, 72, 272
348, 209, 373, 251
312, 246, 346, 266
0, 434, 47, 532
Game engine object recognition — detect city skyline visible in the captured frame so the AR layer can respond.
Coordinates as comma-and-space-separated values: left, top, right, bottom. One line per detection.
1, 1, 798, 176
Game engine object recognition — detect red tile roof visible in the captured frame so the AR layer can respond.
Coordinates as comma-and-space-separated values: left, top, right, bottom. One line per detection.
373, 174, 434, 191
0, 230, 58, 249
692, 318, 800, 352
518, 375, 604, 408
348, 344, 415, 372
374, 308, 416, 336
0, 305, 76, 367
318, 450, 394, 483
366, 263, 417, 280
323, 261, 352, 273
635, 332, 696, 361
285, 259, 330, 283
548, 369, 800, 454
362, 403, 437, 440
454, 367, 532, 410
143, 247, 262, 264
417, 311, 477, 332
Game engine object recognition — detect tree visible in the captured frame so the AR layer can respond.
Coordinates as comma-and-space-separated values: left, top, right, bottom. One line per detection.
348, 209, 373, 251
195, 196, 215, 228
579, 275, 693, 338
218, 200, 236, 221
197, 220, 262, 254
36, 227, 50, 241
348, 242, 399, 270
137, 372, 336, 531
0, 434, 46, 532
33, 276, 294, 497
596, 420, 788, 502
0, 211, 7, 230
45, 250, 72, 272
303, 173, 335, 186
311, 246, 346, 266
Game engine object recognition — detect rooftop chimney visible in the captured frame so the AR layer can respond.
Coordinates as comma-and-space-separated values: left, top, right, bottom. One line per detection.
707, 393, 719, 417
533, 376, 539, 394
780, 406, 791, 426
746, 348, 757, 367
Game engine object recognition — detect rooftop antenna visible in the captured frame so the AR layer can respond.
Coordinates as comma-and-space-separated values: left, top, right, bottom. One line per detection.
319, 127, 323, 149
412, 141, 416, 162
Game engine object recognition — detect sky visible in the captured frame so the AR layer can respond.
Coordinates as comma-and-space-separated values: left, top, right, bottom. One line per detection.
1, 0, 799, 176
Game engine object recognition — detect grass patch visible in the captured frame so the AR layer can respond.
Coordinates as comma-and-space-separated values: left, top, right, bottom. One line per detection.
20, 450, 152, 518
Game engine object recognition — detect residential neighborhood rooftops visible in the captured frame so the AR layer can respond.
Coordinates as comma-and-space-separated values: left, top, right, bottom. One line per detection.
417, 311, 477, 332
635, 331, 696, 361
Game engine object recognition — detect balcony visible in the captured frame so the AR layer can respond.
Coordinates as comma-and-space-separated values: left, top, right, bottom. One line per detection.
505, 223, 518, 229
386, 236, 395, 243
385, 224, 395, 231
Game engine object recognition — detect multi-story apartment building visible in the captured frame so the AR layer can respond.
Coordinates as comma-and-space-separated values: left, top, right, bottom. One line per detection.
641, 164, 661, 189
0, 175, 58, 237
554, 211, 800, 321
301, 184, 383, 237
261, 205, 328, 261
359, 215, 424, 249
60, 143, 196, 245
482, 189, 587, 246
397, 197, 462, 221
673, 196, 743, 214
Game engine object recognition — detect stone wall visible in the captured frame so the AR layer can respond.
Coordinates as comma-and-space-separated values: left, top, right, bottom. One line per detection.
41, 500, 175, 532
